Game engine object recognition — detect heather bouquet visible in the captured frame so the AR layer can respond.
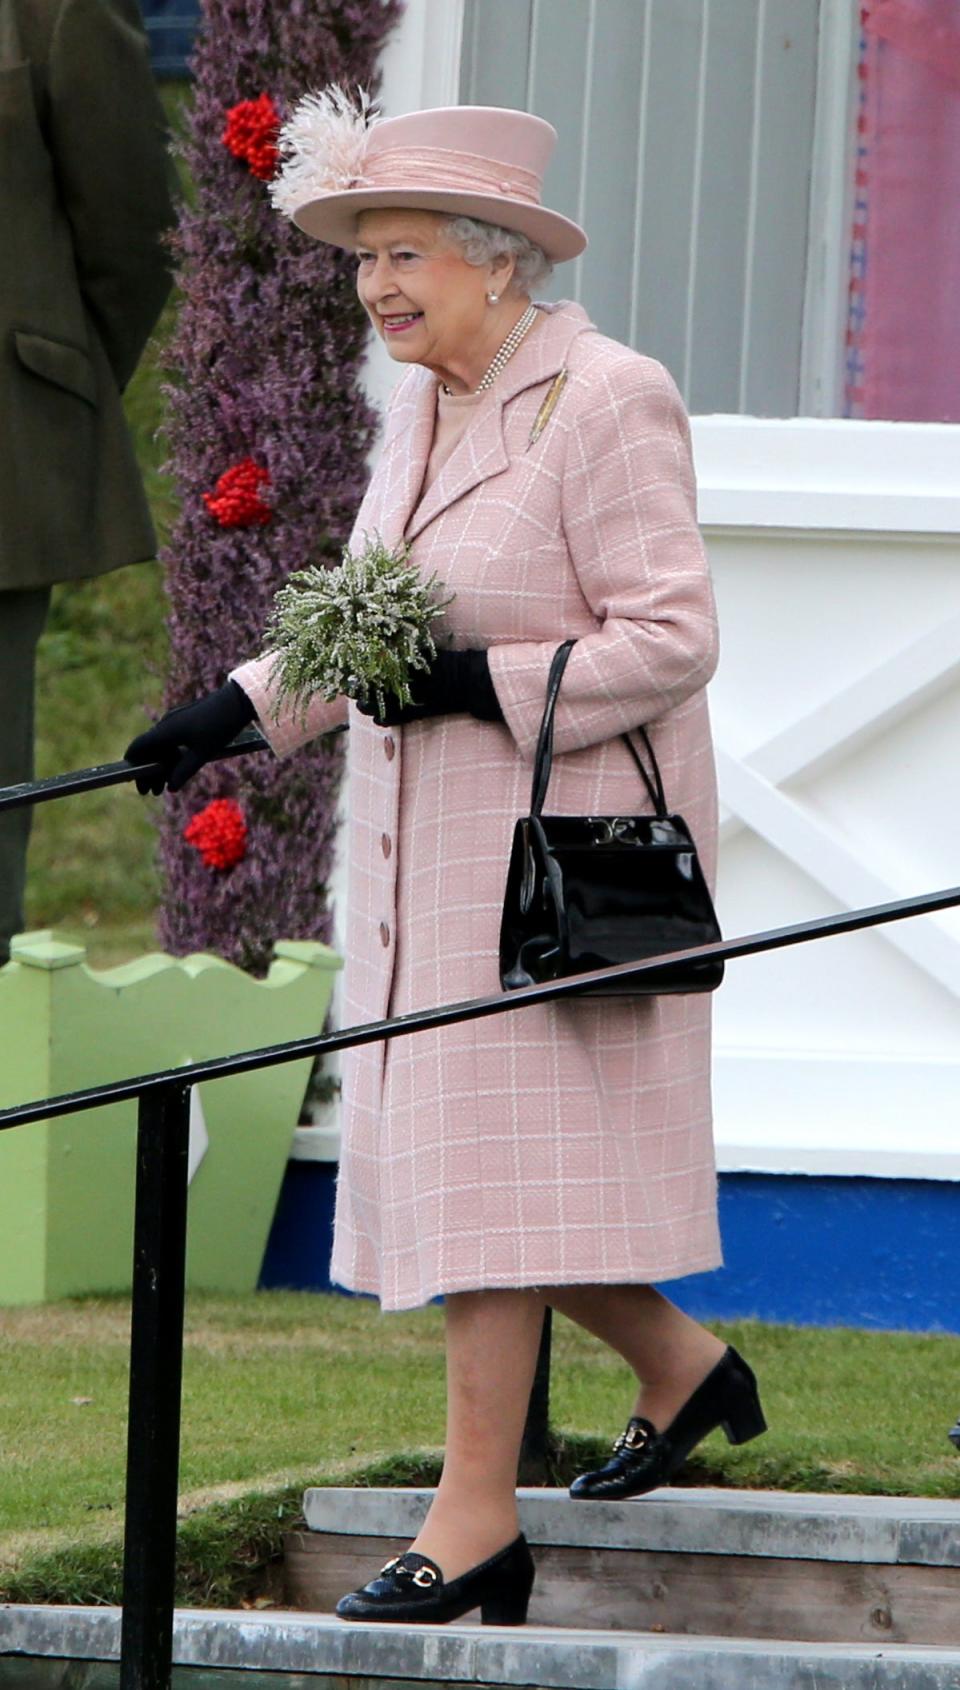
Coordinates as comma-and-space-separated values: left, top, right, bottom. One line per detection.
265, 533, 453, 721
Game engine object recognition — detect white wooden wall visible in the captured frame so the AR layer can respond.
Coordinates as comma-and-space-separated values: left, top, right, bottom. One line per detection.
697, 418, 960, 1179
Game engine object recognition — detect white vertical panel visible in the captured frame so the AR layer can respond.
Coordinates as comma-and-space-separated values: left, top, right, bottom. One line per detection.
526, 0, 592, 260
460, 0, 532, 110
636, 0, 705, 381
799, 0, 859, 416
739, 0, 766, 413
570, 0, 596, 301
742, 1, 820, 416
377, 0, 465, 117
581, 0, 649, 343
628, 0, 654, 350
682, 0, 713, 401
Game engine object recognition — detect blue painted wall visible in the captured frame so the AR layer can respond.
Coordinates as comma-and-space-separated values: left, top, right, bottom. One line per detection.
260, 1165, 960, 1332
260, 1160, 340, 1296
141, 0, 200, 77
668, 1173, 960, 1334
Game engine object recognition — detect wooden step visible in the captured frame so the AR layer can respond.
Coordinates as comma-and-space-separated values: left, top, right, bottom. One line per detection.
288, 1485, 960, 1646
5, 1602, 960, 1689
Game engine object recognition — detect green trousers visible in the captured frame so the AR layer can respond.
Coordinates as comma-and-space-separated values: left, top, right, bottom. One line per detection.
0, 587, 51, 964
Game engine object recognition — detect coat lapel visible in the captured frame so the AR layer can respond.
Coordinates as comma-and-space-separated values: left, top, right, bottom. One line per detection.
403, 300, 595, 543
405, 394, 508, 542
365, 371, 438, 549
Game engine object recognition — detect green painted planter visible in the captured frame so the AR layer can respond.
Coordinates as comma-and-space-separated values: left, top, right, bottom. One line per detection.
0, 931, 341, 1305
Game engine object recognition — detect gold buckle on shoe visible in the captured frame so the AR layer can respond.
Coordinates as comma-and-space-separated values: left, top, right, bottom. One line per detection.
615, 1421, 650, 1454
380, 1553, 440, 1589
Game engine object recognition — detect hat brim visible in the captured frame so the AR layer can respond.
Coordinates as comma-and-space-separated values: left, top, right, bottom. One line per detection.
291, 187, 587, 264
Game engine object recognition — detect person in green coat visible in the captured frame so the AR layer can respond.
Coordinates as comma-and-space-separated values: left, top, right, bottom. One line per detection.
0, 0, 176, 960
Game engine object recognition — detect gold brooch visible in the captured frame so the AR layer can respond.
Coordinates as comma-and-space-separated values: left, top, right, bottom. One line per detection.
527, 368, 569, 450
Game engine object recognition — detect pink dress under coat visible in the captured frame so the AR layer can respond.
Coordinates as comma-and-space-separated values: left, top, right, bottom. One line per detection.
233, 299, 723, 1312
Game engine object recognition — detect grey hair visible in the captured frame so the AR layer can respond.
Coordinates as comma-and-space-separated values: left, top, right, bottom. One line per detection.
438, 214, 553, 296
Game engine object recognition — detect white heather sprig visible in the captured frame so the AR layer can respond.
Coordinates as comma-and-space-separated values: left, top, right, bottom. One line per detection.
264, 533, 454, 723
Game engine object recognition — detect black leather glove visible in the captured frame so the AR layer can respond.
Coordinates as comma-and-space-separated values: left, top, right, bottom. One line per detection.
356, 649, 504, 727
124, 680, 256, 795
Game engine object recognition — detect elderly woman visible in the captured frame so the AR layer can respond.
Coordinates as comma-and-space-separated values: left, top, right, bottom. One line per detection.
126, 97, 766, 1627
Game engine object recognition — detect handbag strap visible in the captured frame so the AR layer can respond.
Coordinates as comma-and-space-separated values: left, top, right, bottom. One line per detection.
622, 725, 668, 818
530, 641, 575, 814
530, 640, 669, 820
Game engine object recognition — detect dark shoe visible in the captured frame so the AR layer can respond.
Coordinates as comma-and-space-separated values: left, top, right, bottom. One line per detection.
569, 1344, 767, 1500
335, 1532, 535, 1625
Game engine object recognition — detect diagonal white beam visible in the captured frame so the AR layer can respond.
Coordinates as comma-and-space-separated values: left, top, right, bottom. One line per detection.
718, 613, 960, 841
715, 749, 960, 999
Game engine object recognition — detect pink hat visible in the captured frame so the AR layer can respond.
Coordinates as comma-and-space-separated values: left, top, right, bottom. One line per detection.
269, 87, 587, 263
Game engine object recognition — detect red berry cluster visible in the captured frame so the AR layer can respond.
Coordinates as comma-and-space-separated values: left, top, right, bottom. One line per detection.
184, 799, 248, 872
203, 457, 272, 526
222, 92, 280, 181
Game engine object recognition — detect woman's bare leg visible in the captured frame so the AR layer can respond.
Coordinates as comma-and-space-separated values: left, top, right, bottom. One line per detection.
545, 1285, 726, 1430
408, 1287, 544, 1582
406, 1284, 724, 1581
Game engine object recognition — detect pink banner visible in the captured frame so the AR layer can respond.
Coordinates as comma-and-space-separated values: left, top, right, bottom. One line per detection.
846, 1, 960, 421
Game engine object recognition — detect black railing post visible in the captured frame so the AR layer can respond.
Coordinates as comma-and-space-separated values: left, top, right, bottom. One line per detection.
119, 1083, 191, 1690
518, 1306, 553, 1484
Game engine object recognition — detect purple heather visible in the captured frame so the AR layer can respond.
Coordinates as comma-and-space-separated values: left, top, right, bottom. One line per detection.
157, 0, 403, 973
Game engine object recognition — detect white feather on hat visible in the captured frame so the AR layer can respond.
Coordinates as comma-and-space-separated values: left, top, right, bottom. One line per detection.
270, 85, 381, 218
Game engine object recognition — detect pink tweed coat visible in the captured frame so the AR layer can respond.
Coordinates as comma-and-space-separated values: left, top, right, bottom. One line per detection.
233, 298, 722, 1312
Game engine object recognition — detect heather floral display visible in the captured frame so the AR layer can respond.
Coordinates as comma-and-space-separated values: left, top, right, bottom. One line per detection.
157, 0, 402, 974
264, 533, 452, 721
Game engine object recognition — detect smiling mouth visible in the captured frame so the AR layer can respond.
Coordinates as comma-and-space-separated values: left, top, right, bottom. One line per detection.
382, 312, 424, 330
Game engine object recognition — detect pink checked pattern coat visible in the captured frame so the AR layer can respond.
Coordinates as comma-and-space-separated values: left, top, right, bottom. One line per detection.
233, 299, 722, 1312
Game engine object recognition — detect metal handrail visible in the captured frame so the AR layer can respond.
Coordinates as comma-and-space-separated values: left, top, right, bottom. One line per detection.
0, 729, 272, 812
3, 741, 959, 1689
2, 882, 959, 1132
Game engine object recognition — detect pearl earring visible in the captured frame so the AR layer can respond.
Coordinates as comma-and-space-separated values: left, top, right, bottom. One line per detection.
487, 291, 499, 305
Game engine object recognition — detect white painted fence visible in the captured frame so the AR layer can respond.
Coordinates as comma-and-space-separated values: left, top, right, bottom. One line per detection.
699, 417, 960, 1179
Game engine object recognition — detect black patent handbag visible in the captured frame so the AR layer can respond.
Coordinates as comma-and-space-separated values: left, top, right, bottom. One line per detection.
499, 640, 724, 997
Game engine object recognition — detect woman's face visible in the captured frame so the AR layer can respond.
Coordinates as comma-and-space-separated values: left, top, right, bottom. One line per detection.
354, 208, 511, 374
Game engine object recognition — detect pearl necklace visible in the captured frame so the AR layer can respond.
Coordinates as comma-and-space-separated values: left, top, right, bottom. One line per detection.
442, 303, 539, 396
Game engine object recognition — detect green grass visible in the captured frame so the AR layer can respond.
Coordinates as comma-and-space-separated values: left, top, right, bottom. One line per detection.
0, 1295, 957, 1606
27, 564, 168, 944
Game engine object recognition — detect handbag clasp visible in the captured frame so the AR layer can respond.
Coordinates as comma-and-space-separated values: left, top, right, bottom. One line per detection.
590, 817, 638, 845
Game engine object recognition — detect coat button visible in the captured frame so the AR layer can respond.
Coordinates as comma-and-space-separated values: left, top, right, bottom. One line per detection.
379, 921, 390, 947
381, 833, 392, 858
384, 735, 395, 761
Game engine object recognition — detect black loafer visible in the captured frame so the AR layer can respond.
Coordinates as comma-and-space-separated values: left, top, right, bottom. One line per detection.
570, 1344, 767, 1500
335, 1532, 535, 1625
